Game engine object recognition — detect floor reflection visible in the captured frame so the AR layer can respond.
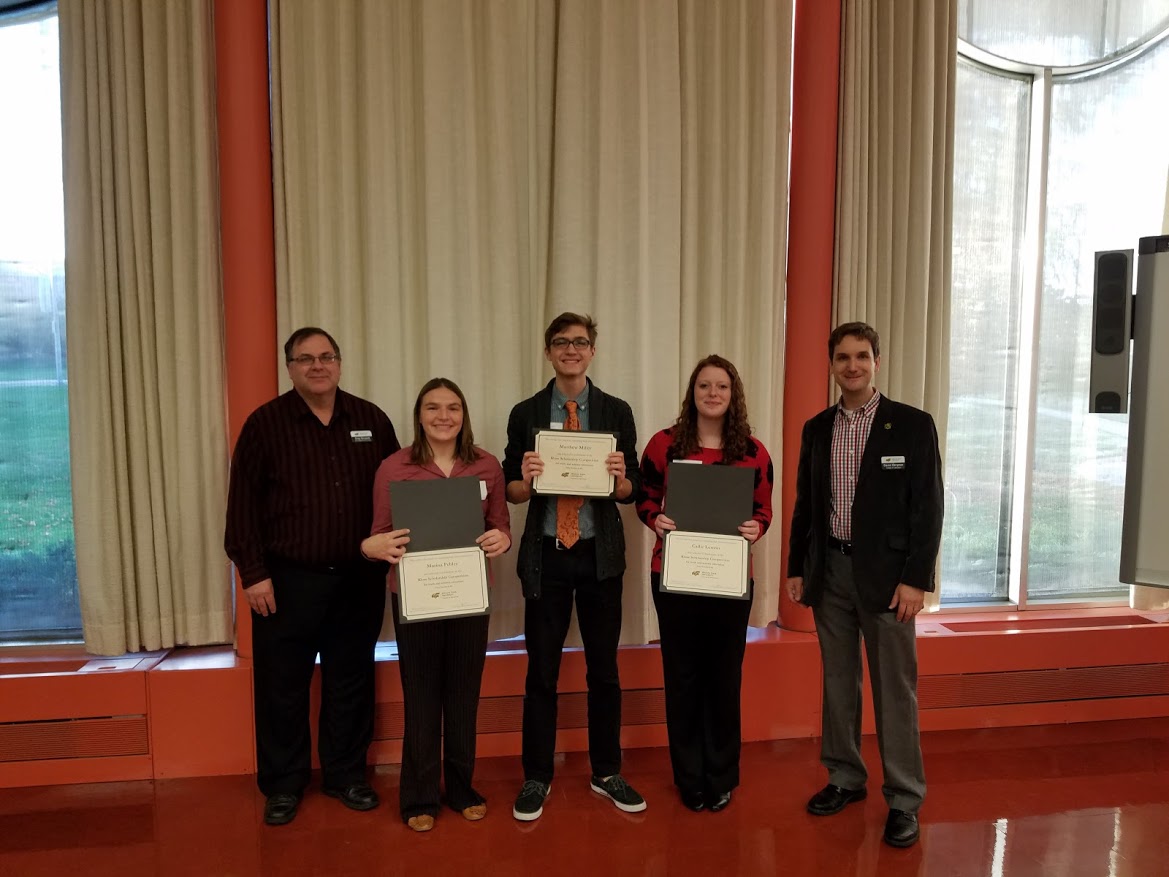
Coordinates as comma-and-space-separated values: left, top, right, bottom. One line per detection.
0, 718, 1165, 876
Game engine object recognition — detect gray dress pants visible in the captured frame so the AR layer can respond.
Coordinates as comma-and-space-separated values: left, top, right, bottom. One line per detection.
811, 547, 926, 812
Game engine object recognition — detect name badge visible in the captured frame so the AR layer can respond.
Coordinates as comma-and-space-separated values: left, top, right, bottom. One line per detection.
480, 480, 488, 501
881, 455, 906, 470
350, 429, 373, 443
549, 422, 564, 430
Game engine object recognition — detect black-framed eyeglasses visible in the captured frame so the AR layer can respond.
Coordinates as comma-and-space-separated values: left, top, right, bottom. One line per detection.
550, 337, 592, 350
288, 353, 340, 366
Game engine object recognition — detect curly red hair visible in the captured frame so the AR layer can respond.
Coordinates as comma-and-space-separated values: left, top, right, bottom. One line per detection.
668, 354, 753, 463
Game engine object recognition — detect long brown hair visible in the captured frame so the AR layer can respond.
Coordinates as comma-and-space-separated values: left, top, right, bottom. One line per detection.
410, 378, 479, 466
667, 355, 752, 463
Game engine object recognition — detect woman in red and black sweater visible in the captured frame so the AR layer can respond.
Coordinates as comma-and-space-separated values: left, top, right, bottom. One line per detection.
636, 354, 773, 813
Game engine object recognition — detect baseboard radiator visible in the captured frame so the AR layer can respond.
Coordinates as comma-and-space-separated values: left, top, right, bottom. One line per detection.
0, 716, 149, 762
918, 663, 1169, 710
375, 687, 667, 741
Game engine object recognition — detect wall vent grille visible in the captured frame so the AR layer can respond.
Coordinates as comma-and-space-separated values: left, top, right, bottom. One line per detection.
375, 687, 665, 741
919, 663, 1169, 709
0, 716, 149, 762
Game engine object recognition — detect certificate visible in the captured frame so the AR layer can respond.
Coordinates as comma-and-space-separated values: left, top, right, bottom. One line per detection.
398, 546, 490, 623
531, 429, 617, 497
660, 531, 750, 600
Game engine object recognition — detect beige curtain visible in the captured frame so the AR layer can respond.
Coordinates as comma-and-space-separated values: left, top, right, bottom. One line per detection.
834, 0, 956, 607
270, 0, 792, 642
60, 0, 231, 655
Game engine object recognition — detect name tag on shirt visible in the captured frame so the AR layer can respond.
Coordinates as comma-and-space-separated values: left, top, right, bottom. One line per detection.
350, 429, 373, 443
549, 422, 564, 430
881, 455, 906, 470
480, 479, 488, 500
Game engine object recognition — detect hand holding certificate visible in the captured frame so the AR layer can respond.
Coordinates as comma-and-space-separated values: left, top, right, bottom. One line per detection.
660, 462, 754, 600
390, 477, 491, 623
530, 429, 618, 497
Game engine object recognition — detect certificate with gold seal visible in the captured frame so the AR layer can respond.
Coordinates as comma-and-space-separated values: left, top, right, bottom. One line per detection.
531, 429, 617, 497
398, 546, 490, 623
660, 531, 750, 600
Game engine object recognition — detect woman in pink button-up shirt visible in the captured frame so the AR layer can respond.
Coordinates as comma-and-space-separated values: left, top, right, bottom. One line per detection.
362, 378, 511, 833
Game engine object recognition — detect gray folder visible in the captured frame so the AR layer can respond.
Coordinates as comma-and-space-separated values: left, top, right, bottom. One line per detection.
665, 461, 753, 536
389, 476, 482, 552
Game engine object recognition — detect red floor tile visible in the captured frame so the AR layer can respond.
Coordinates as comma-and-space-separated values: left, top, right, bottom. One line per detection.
0, 718, 1166, 876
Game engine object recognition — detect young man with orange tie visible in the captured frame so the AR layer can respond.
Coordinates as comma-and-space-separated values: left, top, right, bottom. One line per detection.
503, 312, 646, 821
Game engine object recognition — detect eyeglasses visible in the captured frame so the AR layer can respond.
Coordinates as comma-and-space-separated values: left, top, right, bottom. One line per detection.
288, 353, 340, 366
550, 337, 592, 350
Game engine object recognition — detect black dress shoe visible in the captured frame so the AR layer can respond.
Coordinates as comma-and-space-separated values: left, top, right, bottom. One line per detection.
708, 791, 732, 813
680, 790, 705, 812
324, 782, 380, 811
264, 792, 301, 826
806, 783, 867, 816
883, 809, 920, 847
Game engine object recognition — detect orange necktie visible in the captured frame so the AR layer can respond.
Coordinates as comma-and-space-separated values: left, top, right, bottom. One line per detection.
555, 400, 584, 547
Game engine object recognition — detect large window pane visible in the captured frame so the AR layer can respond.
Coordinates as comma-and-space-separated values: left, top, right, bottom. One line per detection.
958, 0, 1169, 66
0, 5, 80, 639
1028, 39, 1169, 599
942, 61, 1030, 603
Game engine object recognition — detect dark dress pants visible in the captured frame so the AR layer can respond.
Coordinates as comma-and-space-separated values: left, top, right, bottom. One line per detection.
390, 593, 489, 821
811, 548, 926, 812
521, 537, 623, 783
652, 573, 752, 797
251, 563, 386, 797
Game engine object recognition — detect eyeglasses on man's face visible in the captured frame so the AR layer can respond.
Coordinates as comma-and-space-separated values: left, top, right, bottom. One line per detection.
549, 337, 592, 350
288, 353, 340, 366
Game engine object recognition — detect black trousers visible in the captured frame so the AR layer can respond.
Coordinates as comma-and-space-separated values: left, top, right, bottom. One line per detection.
651, 573, 752, 797
251, 563, 385, 797
521, 538, 623, 783
390, 594, 489, 821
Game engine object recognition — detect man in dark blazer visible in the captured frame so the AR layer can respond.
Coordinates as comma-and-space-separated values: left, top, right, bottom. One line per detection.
786, 321, 943, 848
503, 312, 646, 821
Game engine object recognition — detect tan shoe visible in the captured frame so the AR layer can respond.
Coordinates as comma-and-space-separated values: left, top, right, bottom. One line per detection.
462, 803, 487, 821
407, 815, 435, 832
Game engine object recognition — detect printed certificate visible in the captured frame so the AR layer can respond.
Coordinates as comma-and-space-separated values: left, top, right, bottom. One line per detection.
531, 430, 617, 497
661, 531, 750, 600
398, 546, 490, 623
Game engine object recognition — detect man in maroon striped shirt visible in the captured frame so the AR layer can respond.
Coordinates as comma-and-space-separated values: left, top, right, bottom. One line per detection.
786, 322, 943, 848
225, 327, 399, 826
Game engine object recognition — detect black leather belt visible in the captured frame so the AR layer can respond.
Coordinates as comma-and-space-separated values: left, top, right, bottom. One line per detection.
828, 535, 853, 555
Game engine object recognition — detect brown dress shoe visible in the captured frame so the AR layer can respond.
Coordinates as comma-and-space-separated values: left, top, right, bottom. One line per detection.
407, 814, 435, 832
462, 803, 487, 821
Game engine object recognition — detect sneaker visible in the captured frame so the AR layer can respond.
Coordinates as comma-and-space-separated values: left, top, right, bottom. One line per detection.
590, 775, 647, 813
513, 780, 550, 821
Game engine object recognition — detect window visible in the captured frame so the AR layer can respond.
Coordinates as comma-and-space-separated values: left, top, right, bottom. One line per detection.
0, 1, 80, 641
943, 1, 1169, 605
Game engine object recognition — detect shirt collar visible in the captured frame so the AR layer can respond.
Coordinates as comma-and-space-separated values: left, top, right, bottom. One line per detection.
837, 388, 880, 419
290, 388, 349, 422
552, 382, 590, 412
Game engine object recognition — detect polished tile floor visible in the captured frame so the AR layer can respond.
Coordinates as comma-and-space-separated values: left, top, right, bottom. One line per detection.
1, 718, 1166, 876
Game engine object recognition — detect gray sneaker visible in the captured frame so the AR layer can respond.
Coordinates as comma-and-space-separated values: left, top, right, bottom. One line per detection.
590, 775, 647, 813
513, 780, 551, 821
